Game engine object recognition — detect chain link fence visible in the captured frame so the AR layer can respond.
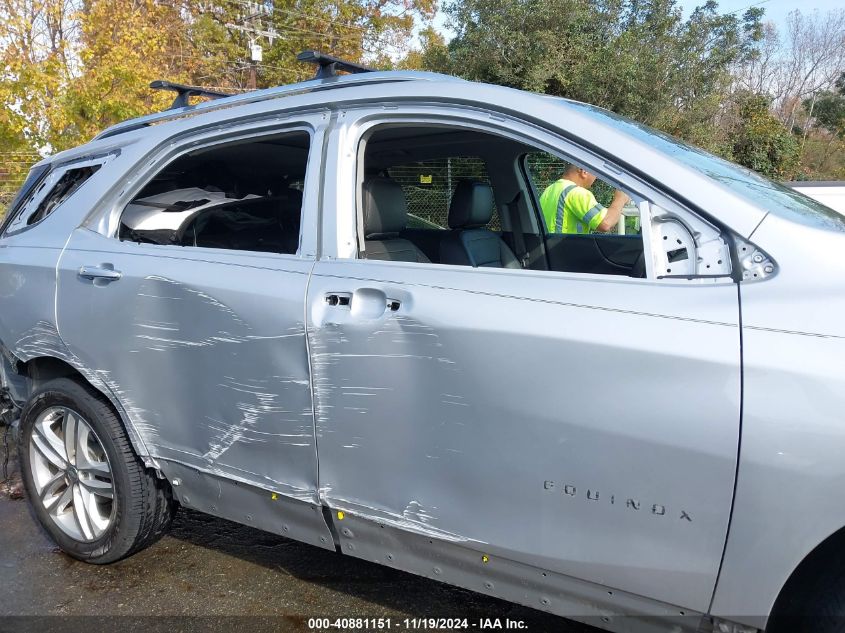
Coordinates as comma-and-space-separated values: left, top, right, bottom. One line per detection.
1, 153, 40, 219
384, 154, 637, 235
387, 157, 501, 231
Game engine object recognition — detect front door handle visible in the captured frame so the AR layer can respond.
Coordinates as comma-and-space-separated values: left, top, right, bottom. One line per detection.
78, 264, 122, 283
317, 288, 403, 326
325, 293, 351, 307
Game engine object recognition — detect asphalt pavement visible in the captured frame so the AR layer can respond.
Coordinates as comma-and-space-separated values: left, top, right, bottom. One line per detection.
0, 426, 598, 633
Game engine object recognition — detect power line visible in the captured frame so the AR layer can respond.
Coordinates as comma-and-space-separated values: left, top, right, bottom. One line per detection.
164, 54, 308, 79
215, 0, 410, 53
725, 0, 772, 17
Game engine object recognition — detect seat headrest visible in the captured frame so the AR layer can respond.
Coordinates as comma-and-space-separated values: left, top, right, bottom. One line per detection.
362, 177, 408, 237
448, 180, 495, 229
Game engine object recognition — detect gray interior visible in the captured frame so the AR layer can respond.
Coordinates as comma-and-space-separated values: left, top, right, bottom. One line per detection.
361, 177, 430, 263
118, 132, 310, 253
439, 180, 521, 268
362, 125, 645, 276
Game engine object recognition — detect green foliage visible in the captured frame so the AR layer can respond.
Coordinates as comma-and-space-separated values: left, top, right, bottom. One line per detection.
434, 0, 762, 131
728, 93, 800, 179
806, 80, 845, 140
0, 0, 840, 187
426, 0, 818, 179
0, 0, 436, 157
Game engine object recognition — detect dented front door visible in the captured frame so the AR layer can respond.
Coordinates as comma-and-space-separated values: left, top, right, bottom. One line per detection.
306, 259, 740, 613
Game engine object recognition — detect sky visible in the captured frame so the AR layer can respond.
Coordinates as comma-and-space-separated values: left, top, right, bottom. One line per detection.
431, 0, 844, 42
677, 0, 843, 30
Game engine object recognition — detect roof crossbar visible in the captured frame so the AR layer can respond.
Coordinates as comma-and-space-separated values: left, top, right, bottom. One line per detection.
150, 80, 233, 110
297, 50, 374, 79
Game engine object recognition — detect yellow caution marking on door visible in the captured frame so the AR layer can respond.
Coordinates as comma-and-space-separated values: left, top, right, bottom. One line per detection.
337, 511, 345, 520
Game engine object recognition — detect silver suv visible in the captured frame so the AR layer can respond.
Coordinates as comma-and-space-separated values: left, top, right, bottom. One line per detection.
2, 52, 844, 633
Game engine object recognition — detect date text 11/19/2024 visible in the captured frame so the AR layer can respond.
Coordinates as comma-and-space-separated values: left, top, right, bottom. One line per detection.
307, 618, 528, 630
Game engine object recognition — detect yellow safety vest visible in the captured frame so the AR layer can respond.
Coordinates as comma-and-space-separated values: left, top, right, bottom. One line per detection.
540, 179, 607, 234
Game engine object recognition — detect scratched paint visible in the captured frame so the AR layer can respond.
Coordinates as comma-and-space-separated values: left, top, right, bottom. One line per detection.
51, 230, 322, 505
308, 288, 471, 545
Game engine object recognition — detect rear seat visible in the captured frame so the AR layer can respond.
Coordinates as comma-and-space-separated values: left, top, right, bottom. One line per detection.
361, 177, 430, 263
439, 180, 520, 268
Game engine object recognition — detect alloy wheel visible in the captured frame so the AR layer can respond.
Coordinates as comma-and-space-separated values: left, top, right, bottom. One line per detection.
28, 406, 115, 542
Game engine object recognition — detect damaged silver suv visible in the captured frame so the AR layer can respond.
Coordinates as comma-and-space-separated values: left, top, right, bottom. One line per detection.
2, 52, 845, 633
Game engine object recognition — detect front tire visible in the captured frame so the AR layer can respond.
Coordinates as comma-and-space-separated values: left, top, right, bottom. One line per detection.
18, 377, 174, 563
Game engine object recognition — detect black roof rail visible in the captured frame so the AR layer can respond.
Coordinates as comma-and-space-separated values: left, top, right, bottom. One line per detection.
297, 50, 374, 79
150, 80, 233, 110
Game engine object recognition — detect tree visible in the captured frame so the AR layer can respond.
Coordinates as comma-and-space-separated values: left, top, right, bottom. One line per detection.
807, 76, 845, 140
734, 9, 845, 130
184, 0, 436, 90
0, 0, 78, 152
728, 92, 800, 179
433, 0, 762, 148
798, 73, 845, 175
57, 0, 198, 150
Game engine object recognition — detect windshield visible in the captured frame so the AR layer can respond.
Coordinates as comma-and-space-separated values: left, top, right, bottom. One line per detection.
564, 101, 845, 233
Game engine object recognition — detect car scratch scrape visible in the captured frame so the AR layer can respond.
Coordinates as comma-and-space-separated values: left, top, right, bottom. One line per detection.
14, 320, 69, 361
203, 374, 313, 461
307, 327, 340, 436
327, 494, 476, 544
142, 275, 248, 326
402, 499, 438, 524
11, 321, 156, 457
93, 369, 159, 445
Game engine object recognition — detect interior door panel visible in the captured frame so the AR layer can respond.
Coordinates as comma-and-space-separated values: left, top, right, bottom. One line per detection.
545, 234, 643, 275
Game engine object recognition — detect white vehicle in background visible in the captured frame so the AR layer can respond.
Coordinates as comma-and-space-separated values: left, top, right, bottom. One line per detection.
787, 181, 845, 215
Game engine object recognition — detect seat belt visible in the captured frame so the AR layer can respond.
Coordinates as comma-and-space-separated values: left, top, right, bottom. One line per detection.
507, 191, 529, 268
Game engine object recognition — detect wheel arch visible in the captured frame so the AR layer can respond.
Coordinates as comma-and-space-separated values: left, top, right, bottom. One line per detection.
769, 523, 845, 623
8, 353, 156, 466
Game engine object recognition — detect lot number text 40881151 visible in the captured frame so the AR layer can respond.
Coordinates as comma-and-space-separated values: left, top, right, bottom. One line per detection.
307, 618, 529, 630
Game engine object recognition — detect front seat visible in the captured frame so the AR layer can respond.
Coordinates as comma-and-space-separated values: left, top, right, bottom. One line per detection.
440, 180, 520, 268
362, 177, 430, 263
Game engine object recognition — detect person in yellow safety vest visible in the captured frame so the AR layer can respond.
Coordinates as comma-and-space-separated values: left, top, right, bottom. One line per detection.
540, 164, 630, 234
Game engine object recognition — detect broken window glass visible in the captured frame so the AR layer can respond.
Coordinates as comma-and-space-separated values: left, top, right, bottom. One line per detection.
119, 131, 310, 255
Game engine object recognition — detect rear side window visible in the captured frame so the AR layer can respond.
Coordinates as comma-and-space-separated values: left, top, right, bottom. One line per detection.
28, 166, 101, 225
387, 157, 500, 230
4, 162, 102, 234
1, 162, 49, 230
119, 130, 310, 255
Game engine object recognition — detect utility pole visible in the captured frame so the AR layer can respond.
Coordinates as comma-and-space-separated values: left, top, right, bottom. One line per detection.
226, 1, 277, 90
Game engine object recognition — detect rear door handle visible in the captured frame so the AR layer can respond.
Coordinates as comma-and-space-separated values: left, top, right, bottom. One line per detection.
78, 264, 122, 282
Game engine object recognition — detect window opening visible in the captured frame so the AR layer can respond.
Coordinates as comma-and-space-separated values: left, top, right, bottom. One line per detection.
525, 152, 640, 235
4, 161, 104, 234
27, 165, 101, 226
119, 131, 310, 255
387, 157, 500, 231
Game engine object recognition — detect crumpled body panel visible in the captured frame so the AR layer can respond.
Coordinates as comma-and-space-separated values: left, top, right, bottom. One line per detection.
55, 229, 319, 502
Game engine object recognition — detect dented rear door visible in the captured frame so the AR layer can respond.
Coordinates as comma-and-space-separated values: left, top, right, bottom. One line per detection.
55, 122, 326, 510
57, 233, 317, 499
